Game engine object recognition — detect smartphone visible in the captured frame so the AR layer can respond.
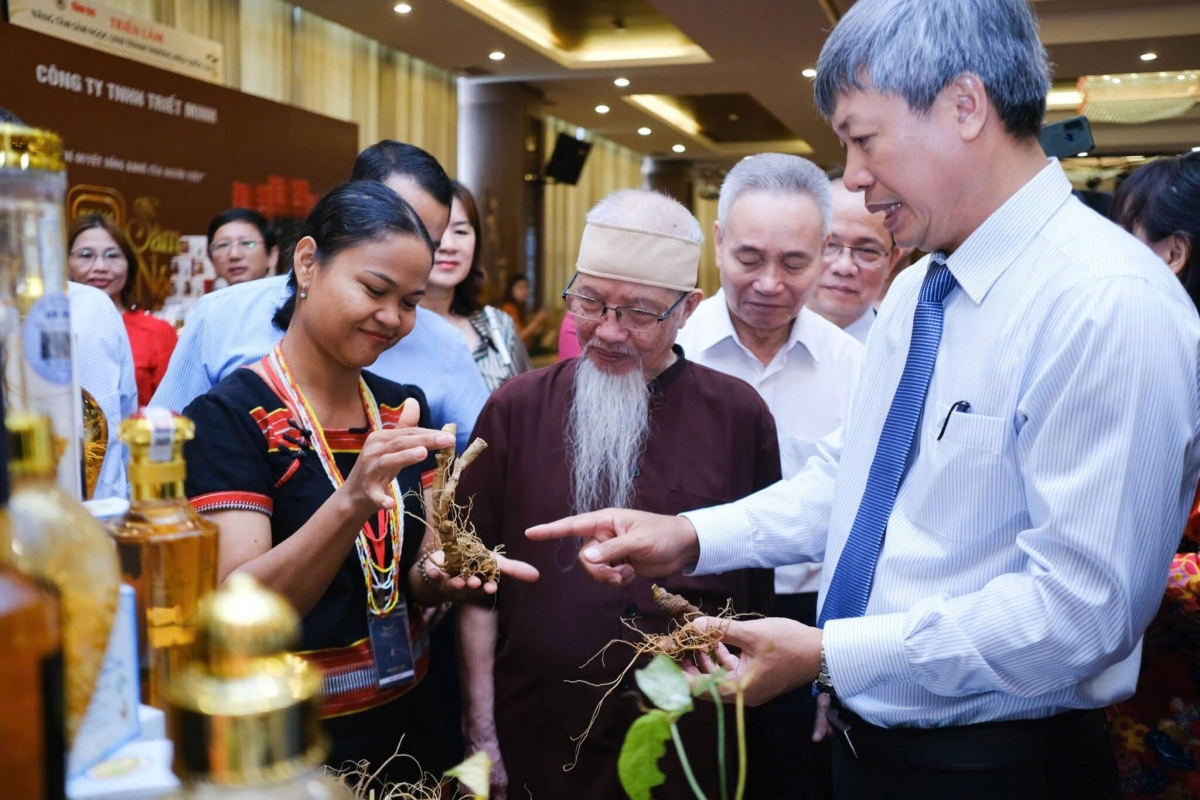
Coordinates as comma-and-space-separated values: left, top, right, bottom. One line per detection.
1040, 116, 1095, 159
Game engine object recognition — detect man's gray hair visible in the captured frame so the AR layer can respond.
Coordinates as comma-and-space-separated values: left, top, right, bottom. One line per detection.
717, 153, 833, 237
814, 0, 1050, 139
586, 188, 704, 244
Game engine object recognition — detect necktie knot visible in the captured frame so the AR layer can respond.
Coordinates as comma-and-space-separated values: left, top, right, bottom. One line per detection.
920, 255, 957, 305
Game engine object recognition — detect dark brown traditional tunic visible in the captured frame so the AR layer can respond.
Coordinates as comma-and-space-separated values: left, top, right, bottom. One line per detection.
458, 349, 781, 800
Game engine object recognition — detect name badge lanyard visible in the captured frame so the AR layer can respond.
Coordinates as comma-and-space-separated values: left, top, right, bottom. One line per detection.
268, 342, 404, 617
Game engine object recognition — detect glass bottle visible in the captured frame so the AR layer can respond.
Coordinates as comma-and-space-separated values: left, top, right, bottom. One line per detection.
166, 574, 353, 800
0, 386, 67, 799
0, 123, 83, 498
106, 408, 218, 710
6, 411, 121, 744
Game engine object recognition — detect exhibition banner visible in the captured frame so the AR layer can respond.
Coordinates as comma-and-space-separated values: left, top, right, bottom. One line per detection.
10, 0, 225, 85
0, 21, 359, 309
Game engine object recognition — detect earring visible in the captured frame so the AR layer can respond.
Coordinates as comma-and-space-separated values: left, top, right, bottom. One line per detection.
299, 283, 308, 299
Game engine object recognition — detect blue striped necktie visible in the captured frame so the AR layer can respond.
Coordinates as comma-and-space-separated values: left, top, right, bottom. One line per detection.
817, 256, 958, 628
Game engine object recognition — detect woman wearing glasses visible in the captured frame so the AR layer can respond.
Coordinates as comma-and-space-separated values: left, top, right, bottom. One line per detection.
207, 208, 279, 287
68, 215, 177, 406
421, 182, 530, 392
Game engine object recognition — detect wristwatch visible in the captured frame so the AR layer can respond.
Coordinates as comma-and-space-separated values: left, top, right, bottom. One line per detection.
815, 640, 836, 696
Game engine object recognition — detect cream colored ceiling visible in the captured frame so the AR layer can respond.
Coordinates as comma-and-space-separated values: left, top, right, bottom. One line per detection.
290, 0, 1200, 165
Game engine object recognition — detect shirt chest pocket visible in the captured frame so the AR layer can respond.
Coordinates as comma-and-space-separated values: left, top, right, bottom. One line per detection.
904, 403, 1020, 541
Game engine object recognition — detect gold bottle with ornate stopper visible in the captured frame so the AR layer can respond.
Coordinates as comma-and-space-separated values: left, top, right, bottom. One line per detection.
107, 408, 218, 710
6, 411, 120, 746
166, 574, 353, 799
0, 397, 67, 800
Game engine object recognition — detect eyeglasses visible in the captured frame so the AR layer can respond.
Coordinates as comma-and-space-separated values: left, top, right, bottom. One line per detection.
69, 248, 126, 266
823, 239, 892, 271
562, 283, 688, 333
210, 239, 263, 257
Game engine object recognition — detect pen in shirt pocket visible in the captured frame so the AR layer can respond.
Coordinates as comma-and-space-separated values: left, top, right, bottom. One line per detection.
936, 400, 972, 441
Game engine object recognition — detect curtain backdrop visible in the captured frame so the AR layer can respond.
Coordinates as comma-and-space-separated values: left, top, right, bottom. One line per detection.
105, 0, 458, 173
541, 116, 645, 308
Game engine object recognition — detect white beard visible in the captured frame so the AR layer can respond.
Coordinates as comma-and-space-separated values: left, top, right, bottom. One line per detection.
565, 348, 651, 514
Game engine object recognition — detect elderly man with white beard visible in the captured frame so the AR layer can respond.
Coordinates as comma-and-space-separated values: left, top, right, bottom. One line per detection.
456, 188, 781, 800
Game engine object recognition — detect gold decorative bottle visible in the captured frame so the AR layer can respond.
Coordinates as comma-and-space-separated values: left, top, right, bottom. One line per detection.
107, 408, 218, 710
6, 411, 121, 746
0, 123, 83, 498
0, 390, 67, 799
166, 574, 353, 799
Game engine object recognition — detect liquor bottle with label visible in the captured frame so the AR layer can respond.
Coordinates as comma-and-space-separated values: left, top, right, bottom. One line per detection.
107, 408, 218, 710
0, 387, 67, 799
166, 574, 352, 799
0, 123, 83, 498
6, 411, 121, 744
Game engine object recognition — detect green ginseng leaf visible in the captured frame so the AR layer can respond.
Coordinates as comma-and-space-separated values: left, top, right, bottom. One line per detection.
619, 710, 673, 800
636, 654, 694, 714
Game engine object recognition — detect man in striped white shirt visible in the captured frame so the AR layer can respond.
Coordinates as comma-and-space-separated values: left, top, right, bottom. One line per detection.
528, 0, 1200, 797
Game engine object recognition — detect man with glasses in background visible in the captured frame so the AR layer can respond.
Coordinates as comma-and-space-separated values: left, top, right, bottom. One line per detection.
677, 153, 863, 799
807, 168, 906, 344
455, 188, 781, 800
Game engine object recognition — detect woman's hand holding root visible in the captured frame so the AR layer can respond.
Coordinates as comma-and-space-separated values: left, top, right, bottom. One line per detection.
341, 398, 455, 518
683, 616, 825, 707
423, 549, 539, 597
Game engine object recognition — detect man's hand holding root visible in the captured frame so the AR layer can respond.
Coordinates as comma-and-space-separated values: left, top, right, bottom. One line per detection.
525, 509, 701, 585
685, 616, 824, 707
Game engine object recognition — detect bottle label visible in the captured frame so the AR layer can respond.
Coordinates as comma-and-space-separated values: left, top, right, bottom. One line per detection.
22, 292, 72, 386
142, 407, 175, 462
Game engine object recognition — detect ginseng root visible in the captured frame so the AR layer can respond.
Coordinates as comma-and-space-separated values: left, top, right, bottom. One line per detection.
429, 424, 501, 584
328, 739, 444, 800
564, 587, 734, 771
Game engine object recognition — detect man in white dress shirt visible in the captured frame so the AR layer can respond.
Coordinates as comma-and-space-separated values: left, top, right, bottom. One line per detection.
807, 171, 903, 344
676, 153, 862, 798
530, 0, 1200, 797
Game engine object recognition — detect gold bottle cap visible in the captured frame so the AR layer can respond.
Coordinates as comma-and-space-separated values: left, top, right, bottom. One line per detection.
120, 408, 193, 487
167, 574, 327, 786
0, 123, 65, 173
7, 412, 56, 478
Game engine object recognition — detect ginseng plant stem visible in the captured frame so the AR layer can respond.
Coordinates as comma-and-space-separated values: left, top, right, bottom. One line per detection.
710, 686, 728, 800
734, 689, 747, 800
669, 722, 710, 800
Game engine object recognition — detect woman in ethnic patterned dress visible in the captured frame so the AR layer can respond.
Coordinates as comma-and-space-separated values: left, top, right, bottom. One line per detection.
1106, 152, 1200, 799
183, 181, 536, 780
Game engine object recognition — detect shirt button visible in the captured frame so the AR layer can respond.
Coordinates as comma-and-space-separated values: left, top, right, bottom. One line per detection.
624, 602, 639, 618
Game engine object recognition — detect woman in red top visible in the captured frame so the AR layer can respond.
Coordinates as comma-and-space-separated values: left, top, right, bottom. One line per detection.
68, 215, 178, 406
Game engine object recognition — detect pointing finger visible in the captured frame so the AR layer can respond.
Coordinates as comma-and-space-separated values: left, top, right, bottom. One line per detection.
526, 511, 620, 542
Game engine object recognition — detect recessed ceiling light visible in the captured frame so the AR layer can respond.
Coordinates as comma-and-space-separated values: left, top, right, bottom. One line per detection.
638, 127, 651, 136
614, 77, 630, 87
802, 68, 817, 78
727, 113, 739, 121
394, 2, 412, 12
672, 144, 686, 153
1140, 52, 1158, 61
1076, 151, 1089, 157
1111, 77, 1122, 84
595, 104, 610, 114
489, 51, 506, 61
1193, 146, 1200, 152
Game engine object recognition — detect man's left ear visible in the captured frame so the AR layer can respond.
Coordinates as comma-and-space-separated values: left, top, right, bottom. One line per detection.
678, 289, 705, 328
952, 73, 989, 142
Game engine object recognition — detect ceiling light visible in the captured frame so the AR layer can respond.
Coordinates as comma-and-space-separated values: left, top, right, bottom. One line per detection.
672, 144, 686, 153
394, 2, 412, 12
1111, 77, 1122, 84
614, 77, 630, 87
595, 104, 610, 114
1193, 146, 1200, 152
638, 127, 652, 136
1140, 52, 1158, 62
801, 68, 817, 78
489, 51, 506, 61
1076, 151, 1089, 157
727, 113, 739, 121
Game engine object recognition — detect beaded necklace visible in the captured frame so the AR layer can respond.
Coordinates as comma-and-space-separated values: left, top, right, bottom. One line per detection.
266, 341, 404, 616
